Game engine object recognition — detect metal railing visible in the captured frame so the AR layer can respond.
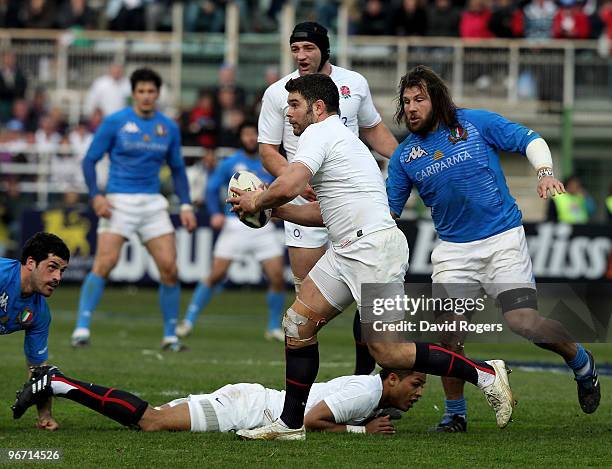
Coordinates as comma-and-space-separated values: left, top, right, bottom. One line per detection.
1, 28, 610, 117
0, 144, 210, 209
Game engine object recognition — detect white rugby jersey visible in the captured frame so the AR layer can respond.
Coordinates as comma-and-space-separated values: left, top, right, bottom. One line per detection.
293, 115, 396, 247
266, 374, 383, 425
258, 65, 382, 163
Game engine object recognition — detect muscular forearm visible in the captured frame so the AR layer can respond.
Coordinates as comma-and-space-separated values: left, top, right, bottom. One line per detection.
273, 202, 324, 227
256, 166, 308, 210
360, 122, 398, 159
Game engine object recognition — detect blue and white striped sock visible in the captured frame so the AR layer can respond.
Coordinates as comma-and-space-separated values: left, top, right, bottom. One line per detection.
442, 398, 467, 423
567, 343, 591, 379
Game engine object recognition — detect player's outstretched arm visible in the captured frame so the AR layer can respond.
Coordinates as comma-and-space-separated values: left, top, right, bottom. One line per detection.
304, 401, 395, 434
272, 202, 324, 227
360, 121, 399, 159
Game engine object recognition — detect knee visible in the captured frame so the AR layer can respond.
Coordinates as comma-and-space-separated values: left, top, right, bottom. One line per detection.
367, 342, 389, 366
270, 274, 285, 291
505, 308, 539, 338
92, 253, 120, 278
158, 261, 178, 284
282, 304, 318, 347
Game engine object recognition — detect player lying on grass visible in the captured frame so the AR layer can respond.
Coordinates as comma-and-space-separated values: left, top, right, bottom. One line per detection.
12, 365, 424, 434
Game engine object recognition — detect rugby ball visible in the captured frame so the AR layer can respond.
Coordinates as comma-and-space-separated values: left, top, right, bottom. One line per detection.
227, 170, 272, 228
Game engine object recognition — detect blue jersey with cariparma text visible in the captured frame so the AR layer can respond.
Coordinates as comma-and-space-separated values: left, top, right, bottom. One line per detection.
0, 258, 50, 365
206, 150, 275, 217
82, 107, 191, 204
387, 109, 540, 242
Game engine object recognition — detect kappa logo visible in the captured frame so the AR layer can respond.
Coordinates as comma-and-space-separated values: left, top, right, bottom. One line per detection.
405, 146, 428, 163
121, 121, 140, 133
0, 292, 8, 312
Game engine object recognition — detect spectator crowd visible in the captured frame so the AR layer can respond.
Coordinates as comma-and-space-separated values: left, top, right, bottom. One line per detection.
0, 0, 611, 40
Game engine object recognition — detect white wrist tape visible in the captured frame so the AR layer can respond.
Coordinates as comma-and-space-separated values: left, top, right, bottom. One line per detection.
180, 204, 194, 212
346, 425, 366, 434
525, 138, 553, 171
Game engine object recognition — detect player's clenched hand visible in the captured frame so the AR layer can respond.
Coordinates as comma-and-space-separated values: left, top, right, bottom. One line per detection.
92, 194, 113, 218
301, 184, 317, 202
210, 213, 225, 230
36, 416, 59, 431
365, 415, 396, 434
226, 187, 263, 217
179, 209, 197, 233
537, 176, 565, 199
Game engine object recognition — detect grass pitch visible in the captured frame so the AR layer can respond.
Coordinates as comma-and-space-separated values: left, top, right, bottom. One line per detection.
0, 286, 610, 468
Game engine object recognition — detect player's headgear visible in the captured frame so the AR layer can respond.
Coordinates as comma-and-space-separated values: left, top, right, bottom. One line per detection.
290, 22, 330, 71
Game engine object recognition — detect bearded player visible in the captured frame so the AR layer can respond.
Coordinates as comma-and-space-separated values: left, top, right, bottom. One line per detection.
386, 65, 600, 432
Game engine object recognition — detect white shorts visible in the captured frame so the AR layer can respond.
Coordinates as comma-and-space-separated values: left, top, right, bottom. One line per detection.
214, 217, 284, 261
284, 195, 328, 248
309, 227, 409, 317
166, 383, 284, 432
431, 226, 535, 298
97, 193, 174, 243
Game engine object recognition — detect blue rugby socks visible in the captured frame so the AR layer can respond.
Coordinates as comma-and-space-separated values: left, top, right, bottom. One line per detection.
442, 398, 467, 422
184, 281, 215, 326
266, 290, 285, 331
76, 272, 106, 329
159, 283, 180, 340
566, 343, 592, 379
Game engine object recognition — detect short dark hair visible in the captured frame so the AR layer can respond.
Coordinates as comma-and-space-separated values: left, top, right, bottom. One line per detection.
379, 368, 415, 381
285, 74, 339, 115
130, 67, 162, 91
238, 119, 258, 134
20, 232, 70, 265
395, 65, 457, 130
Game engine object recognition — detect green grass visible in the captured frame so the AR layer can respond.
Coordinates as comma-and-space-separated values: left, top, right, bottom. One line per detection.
1, 286, 611, 468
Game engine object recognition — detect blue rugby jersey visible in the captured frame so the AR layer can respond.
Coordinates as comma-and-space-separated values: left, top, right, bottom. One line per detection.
82, 107, 191, 204
206, 150, 275, 217
387, 109, 540, 242
0, 258, 51, 364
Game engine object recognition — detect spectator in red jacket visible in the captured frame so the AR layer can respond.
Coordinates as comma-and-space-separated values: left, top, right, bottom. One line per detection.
460, 0, 494, 38
553, 0, 591, 39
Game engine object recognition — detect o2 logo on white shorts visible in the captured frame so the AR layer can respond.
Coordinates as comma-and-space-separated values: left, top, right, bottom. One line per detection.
293, 228, 302, 239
